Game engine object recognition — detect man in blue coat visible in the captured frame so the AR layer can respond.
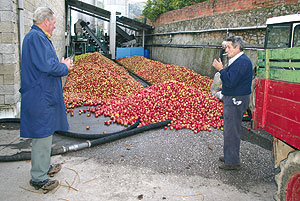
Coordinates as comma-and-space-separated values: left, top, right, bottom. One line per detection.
212, 36, 253, 170
20, 7, 73, 192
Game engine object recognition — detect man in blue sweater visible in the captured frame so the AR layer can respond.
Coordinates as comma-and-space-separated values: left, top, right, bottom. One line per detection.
212, 36, 253, 170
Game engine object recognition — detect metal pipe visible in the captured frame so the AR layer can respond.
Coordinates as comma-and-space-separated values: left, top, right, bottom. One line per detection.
142, 30, 145, 47
64, 141, 91, 152
145, 25, 267, 37
18, 0, 24, 54
109, 8, 116, 59
17, 0, 24, 118
167, 34, 172, 44
146, 43, 264, 50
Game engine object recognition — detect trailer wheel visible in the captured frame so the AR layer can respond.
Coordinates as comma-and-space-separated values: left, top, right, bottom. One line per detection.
274, 151, 300, 201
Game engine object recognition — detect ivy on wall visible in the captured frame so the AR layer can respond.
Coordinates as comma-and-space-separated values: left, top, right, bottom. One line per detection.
142, 0, 208, 22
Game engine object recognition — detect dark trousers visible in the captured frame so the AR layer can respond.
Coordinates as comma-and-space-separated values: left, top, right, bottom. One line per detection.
223, 95, 250, 166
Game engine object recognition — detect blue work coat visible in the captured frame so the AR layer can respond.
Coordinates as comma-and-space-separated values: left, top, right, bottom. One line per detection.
19, 25, 69, 138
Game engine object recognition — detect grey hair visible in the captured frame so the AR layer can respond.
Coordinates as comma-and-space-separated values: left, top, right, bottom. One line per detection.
226, 36, 245, 51
33, 7, 54, 24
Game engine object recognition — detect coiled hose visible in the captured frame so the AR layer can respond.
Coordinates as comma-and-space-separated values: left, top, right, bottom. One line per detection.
0, 118, 171, 162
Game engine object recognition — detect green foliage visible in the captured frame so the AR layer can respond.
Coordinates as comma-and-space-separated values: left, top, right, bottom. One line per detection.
142, 0, 208, 22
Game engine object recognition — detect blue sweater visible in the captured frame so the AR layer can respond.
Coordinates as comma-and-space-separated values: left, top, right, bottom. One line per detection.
219, 53, 253, 96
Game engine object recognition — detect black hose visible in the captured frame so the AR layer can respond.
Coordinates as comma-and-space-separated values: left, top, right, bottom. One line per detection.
0, 151, 31, 162
113, 60, 152, 87
90, 120, 171, 147
0, 118, 171, 162
54, 118, 140, 139
0, 147, 67, 162
0, 118, 20, 123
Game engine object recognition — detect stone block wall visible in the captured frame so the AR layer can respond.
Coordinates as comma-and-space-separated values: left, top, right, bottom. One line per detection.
0, 0, 66, 118
146, 1, 300, 78
0, 0, 20, 117
153, 0, 300, 26
22, 0, 66, 58
152, 3, 300, 46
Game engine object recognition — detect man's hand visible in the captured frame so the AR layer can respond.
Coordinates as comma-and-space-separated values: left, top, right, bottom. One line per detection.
61, 57, 74, 72
212, 58, 224, 71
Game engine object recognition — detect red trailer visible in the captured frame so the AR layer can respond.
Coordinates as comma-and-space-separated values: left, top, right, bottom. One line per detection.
252, 14, 300, 201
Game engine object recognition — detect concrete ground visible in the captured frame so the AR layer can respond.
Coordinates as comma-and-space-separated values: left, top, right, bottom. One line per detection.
0, 120, 276, 201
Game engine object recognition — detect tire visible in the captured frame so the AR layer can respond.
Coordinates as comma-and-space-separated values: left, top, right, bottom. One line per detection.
274, 150, 300, 201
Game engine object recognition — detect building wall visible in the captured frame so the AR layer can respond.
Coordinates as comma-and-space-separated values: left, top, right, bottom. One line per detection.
146, 0, 300, 78
153, 0, 300, 26
0, 0, 66, 118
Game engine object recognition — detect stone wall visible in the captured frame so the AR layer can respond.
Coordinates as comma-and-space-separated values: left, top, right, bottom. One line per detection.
146, 1, 300, 78
0, 0, 66, 118
153, 0, 300, 26
22, 0, 66, 56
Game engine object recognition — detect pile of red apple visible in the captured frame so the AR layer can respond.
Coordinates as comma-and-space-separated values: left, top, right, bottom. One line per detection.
99, 81, 223, 133
117, 56, 212, 92
63, 52, 144, 109
63, 53, 223, 132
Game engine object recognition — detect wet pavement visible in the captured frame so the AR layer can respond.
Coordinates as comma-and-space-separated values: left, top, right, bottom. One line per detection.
0, 118, 276, 201
66, 124, 275, 191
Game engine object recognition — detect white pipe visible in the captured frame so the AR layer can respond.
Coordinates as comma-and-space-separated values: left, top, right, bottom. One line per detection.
18, 0, 24, 55
109, 8, 116, 59
148, 25, 267, 36
142, 30, 145, 47
16, 0, 24, 117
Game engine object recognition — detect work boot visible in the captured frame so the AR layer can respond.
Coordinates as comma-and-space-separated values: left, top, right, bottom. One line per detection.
219, 156, 225, 162
47, 163, 62, 177
30, 179, 59, 194
219, 164, 241, 170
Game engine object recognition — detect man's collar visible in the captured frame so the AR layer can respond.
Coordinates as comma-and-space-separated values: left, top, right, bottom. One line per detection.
228, 52, 244, 66
36, 25, 52, 40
